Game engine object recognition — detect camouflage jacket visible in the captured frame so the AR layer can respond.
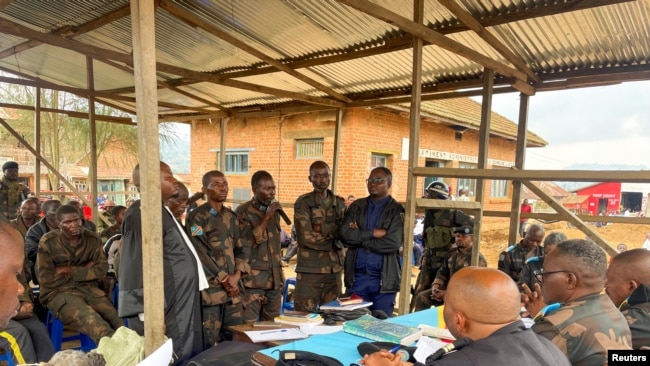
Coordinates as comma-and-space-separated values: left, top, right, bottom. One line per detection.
293, 190, 346, 274
236, 198, 284, 291
99, 224, 121, 244
620, 284, 650, 350
9, 214, 36, 238
518, 256, 544, 292
422, 209, 455, 259
0, 177, 29, 220
498, 241, 544, 282
533, 293, 632, 365
36, 228, 108, 304
186, 202, 251, 305
433, 248, 487, 288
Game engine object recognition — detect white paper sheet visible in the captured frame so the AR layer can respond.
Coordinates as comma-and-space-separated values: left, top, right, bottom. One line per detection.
413, 336, 447, 363
244, 328, 309, 343
137, 338, 173, 366
299, 325, 343, 335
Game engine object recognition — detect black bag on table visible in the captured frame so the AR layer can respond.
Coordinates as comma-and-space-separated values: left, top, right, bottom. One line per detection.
187, 341, 265, 366
275, 350, 343, 366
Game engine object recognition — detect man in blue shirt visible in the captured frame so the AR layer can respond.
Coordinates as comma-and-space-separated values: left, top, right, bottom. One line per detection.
339, 167, 404, 317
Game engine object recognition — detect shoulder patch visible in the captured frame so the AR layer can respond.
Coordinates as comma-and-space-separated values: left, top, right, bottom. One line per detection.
526, 256, 541, 264
506, 245, 517, 252
190, 225, 204, 236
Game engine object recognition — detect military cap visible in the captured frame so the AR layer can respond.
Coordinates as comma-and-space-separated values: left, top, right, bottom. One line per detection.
454, 221, 474, 235
2, 161, 18, 171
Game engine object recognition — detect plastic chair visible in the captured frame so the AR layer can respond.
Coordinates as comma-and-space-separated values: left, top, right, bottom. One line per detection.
0, 350, 15, 366
111, 283, 119, 309
46, 311, 96, 352
281, 277, 297, 314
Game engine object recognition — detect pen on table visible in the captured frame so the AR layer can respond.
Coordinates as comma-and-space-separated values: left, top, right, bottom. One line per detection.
261, 329, 289, 334
388, 345, 401, 354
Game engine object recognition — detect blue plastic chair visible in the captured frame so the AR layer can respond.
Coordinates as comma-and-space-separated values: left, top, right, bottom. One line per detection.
46, 311, 96, 352
281, 277, 297, 313
0, 349, 15, 366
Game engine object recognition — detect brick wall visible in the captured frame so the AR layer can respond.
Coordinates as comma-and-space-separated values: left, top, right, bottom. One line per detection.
190, 107, 519, 224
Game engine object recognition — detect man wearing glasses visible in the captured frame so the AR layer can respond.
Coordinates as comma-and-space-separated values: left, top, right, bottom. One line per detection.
524, 239, 631, 364
339, 167, 404, 317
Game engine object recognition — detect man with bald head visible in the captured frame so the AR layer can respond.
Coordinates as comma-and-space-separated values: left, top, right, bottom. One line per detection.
0, 220, 25, 330
361, 267, 569, 366
530, 239, 631, 364
119, 161, 208, 365
498, 223, 545, 282
607, 248, 650, 349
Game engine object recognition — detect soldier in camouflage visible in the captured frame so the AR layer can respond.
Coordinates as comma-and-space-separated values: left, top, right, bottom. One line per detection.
9, 198, 40, 238
99, 205, 126, 244
36, 204, 122, 344
186, 170, 250, 347
498, 223, 545, 282
236, 171, 285, 323
413, 221, 487, 311
293, 161, 346, 311
68, 200, 97, 233
518, 231, 565, 293
606, 248, 650, 349
526, 239, 631, 364
412, 181, 459, 311
0, 161, 30, 220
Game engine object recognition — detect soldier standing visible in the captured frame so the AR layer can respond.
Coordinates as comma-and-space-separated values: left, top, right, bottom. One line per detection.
0, 161, 30, 220
411, 181, 459, 311
293, 161, 346, 311
186, 170, 250, 347
236, 171, 285, 323
36, 204, 122, 344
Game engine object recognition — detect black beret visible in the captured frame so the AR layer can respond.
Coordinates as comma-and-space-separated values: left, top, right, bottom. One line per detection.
2, 161, 18, 171
453, 222, 474, 235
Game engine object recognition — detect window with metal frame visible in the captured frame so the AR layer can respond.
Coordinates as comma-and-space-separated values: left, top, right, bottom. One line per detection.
296, 138, 324, 159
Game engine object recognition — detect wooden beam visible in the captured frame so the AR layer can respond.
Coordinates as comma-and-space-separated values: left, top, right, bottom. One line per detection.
416, 198, 483, 210
0, 101, 134, 125
159, 0, 352, 103
130, 0, 165, 355
158, 111, 228, 122
335, 0, 527, 82
0, 4, 131, 60
412, 167, 650, 183
331, 109, 343, 195
34, 87, 41, 196
509, 93, 530, 244
87, 56, 100, 228
522, 180, 616, 256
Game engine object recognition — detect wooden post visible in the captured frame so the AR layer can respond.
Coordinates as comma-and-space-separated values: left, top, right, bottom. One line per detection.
87, 56, 99, 222
472, 69, 494, 266
130, 0, 165, 355
509, 93, 529, 245
331, 109, 343, 194
219, 117, 227, 173
398, 0, 423, 315
34, 87, 41, 197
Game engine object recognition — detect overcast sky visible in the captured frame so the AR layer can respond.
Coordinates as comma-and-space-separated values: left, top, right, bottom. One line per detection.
473, 80, 650, 170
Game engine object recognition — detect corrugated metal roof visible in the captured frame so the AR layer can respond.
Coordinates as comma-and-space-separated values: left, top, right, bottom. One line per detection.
0, 0, 646, 141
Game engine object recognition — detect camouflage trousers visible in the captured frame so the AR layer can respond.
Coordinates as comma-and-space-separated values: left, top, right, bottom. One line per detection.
412, 289, 443, 312
241, 288, 283, 323
294, 272, 342, 312
47, 291, 123, 344
202, 302, 244, 348
413, 255, 444, 294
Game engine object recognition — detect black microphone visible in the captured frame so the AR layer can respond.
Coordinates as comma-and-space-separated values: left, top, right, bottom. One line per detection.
429, 337, 472, 361
271, 199, 292, 225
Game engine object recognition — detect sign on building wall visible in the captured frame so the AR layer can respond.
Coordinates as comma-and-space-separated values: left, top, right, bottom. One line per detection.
400, 138, 514, 167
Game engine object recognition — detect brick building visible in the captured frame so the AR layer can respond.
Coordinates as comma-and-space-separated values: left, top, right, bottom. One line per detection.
190, 98, 546, 222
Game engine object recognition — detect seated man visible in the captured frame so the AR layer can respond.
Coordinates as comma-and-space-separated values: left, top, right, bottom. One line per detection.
99, 205, 126, 244
607, 248, 650, 349
517, 231, 566, 293
25, 199, 61, 284
498, 224, 545, 282
526, 239, 631, 364
361, 267, 570, 365
37, 204, 123, 344
412, 221, 487, 311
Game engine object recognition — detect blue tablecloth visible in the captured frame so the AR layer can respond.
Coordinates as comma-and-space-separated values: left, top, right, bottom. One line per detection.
260, 308, 441, 364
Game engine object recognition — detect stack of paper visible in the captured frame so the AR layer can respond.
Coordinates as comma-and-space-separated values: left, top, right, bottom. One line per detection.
319, 299, 373, 311
244, 328, 309, 343
274, 312, 324, 326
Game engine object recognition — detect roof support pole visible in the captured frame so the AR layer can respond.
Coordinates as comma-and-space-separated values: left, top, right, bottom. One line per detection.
87, 56, 99, 224
508, 93, 530, 245
34, 87, 41, 196
331, 109, 343, 194
130, 0, 165, 356
471, 69, 494, 266
398, 0, 424, 315
219, 117, 228, 173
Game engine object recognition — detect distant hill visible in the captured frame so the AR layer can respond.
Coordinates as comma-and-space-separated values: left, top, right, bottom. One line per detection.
556, 163, 649, 191
161, 137, 190, 174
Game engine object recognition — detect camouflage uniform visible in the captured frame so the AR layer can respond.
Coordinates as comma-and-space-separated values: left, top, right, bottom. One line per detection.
36, 229, 123, 344
413, 247, 487, 311
0, 177, 29, 220
619, 284, 650, 349
533, 293, 632, 365
293, 190, 346, 311
96, 211, 114, 233
99, 224, 120, 244
236, 198, 285, 323
517, 256, 544, 292
10, 214, 36, 238
412, 209, 456, 307
186, 202, 251, 347
497, 241, 544, 282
